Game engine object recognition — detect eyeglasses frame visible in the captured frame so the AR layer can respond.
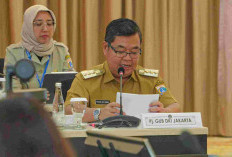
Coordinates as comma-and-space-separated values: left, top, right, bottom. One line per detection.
33, 20, 55, 28
107, 42, 142, 59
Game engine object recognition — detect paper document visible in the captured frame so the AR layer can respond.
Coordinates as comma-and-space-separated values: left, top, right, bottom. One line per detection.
116, 92, 159, 118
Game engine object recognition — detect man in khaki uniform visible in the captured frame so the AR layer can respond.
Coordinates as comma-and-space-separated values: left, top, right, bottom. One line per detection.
5, 42, 74, 89
65, 18, 180, 122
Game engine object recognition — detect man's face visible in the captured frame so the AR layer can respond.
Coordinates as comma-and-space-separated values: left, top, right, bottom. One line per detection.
103, 33, 141, 79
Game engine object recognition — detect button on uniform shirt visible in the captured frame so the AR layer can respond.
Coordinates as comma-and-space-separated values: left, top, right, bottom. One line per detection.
65, 61, 177, 108
4, 41, 75, 89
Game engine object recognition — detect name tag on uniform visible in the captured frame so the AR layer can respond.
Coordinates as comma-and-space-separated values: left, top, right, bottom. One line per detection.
95, 100, 110, 105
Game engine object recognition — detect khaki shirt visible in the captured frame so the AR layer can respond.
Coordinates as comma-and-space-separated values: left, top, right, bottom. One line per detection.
65, 61, 177, 108
4, 42, 75, 89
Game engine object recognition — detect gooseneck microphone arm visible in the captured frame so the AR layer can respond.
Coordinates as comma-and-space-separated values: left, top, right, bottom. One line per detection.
5, 65, 15, 93
118, 67, 124, 115
120, 74, 123, 115
98, 66, 141, 128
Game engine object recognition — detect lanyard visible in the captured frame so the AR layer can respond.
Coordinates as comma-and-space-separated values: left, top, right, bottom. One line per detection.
26, 50, 50, 88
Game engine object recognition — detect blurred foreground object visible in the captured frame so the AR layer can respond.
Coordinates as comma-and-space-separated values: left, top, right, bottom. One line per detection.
179, 131, 205, 154
5, 59, 46, 102
5, 59, 35, 92
0, 96, 76, 156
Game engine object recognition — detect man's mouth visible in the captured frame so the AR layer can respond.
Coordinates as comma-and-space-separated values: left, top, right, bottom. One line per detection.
41, 35, 49, 38
121, 64, 131, 68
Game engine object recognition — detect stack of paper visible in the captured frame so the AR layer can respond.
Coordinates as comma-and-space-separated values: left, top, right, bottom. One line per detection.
116, 92, 159, 118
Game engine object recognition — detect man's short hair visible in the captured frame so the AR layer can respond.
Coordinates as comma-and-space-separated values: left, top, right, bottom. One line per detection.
105, 18, 142, 44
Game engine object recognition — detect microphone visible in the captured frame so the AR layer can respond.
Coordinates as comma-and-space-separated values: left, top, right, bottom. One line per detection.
118, 67, 125, 76
118, 67, 124, 115
98, 67, 141, 128
15, 59, 35, 82
5, 59, 35, 93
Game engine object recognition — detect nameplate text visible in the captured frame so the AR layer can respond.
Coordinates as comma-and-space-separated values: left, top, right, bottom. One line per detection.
141, 112, 202, 128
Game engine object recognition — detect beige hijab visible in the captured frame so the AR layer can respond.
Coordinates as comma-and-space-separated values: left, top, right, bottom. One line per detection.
21, 5, 56, 57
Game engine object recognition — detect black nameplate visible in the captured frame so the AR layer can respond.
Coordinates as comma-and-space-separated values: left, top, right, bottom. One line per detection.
95, 100, 110, 104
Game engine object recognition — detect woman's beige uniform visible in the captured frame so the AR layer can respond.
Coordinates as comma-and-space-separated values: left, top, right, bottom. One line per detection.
4, 41, 74, 89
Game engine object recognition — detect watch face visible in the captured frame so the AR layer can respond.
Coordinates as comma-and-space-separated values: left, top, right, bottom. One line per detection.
94, 109, 101, 121
94, 109, 100, 116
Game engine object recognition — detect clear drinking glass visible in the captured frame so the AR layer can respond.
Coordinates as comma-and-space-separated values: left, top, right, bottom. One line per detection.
69, 97, 87, 129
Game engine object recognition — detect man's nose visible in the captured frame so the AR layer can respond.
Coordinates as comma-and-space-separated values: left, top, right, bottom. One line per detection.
123, 52, 132, 60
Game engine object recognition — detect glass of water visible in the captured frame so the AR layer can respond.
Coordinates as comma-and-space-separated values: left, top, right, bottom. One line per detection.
69, 97, 87, 129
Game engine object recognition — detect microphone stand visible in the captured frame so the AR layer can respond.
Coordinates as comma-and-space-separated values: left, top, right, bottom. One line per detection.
98, 67, 141, 129
119, 72, 123, 115
5, 65, 15, 93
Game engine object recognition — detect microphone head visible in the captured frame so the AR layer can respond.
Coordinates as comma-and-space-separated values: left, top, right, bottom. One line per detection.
118, 67, 125, 75
15, 59, 35, 82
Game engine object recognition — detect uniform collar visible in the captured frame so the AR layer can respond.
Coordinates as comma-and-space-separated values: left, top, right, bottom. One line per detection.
30, 52, 50, 65
103, 61, 115, 83
131, 68, 138, 82
103, 61, 138, 84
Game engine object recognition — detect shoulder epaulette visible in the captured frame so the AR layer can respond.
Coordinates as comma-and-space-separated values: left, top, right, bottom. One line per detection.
54, 41, 68, 49
139, 68, 159, 77
7, 43, 23, 49
81, 69, 104, 79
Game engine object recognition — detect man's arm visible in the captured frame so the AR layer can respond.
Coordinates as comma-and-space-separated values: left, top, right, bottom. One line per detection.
149, 101, 181, 113
82, 102, 122, 122
64, 76, 124, 122
66, 102, 122, 122
165, 103, 181, 112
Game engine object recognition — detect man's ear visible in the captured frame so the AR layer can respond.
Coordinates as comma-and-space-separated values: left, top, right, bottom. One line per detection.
102, 41, 109, 56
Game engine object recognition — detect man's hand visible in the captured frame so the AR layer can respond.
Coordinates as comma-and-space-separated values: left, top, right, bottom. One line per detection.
149, 101, 170, 113
99, 102, 126, 120
149, 101, 180, 113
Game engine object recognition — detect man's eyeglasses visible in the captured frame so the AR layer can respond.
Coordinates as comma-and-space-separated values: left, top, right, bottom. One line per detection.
33, 20, 55, 28
108, 43, 141, 59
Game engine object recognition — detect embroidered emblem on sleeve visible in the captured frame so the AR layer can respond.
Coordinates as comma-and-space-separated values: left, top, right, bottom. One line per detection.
156, 84, 167, 95
65, 55, 74, 70
139, 69, 159, 77
81, 69, 103, 79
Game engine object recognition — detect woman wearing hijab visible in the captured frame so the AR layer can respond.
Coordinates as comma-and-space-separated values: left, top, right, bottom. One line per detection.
4, 5, 75, 89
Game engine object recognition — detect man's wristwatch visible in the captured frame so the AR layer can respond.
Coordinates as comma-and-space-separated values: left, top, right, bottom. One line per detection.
93, 108, 101, 121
